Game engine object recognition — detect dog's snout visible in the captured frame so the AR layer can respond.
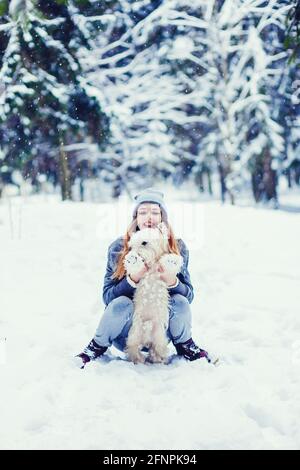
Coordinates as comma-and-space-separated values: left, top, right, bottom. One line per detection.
142, 241, 147, 246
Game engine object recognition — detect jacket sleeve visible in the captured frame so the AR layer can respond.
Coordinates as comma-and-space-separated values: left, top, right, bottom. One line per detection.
168, 240, 194, 304
102, 243, 136, 306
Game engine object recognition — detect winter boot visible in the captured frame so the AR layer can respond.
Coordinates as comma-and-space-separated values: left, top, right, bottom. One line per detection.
75, 339, 108, 369
175, 338, 212, 363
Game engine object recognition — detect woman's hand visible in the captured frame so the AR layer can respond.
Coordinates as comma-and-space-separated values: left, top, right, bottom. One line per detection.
157, 264, 177, 287
129, 263, 148, 284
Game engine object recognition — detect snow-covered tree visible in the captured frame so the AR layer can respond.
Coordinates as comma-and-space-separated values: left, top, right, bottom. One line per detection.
0, 0, 110, 199
81, 0, 292, 204
1, 0, 296, 204
154, 0, 291, 204
77, 0, 199, 195
285, 0, 300, 63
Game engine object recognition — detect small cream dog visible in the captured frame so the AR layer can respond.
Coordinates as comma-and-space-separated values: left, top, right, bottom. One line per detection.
124, 223, 183, 364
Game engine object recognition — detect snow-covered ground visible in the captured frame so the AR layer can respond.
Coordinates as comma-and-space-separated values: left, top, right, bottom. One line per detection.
0, 188, 300, 450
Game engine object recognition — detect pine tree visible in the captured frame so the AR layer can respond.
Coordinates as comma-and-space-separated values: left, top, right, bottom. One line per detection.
0, 0, 110, 200
160, 0, 290, 204
285, 0, 300, 63
81, 0, 193, 195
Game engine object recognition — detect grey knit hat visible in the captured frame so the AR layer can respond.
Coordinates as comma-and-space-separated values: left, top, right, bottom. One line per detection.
132, 188, 168, 222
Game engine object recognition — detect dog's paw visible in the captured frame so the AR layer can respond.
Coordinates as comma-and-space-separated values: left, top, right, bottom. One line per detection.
125, 348, 146, 364
148, 351, 168, 365
159, 254, 183, 274
124, 251, 145, 275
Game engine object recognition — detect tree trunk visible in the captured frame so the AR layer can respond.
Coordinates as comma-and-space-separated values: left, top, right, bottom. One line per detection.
263, 148, 278, 205
195, 170, 204, 193
228, 188, 235, 205
218, 163, 226, 203
286, 167, 292, 188
251, 171, 263, 203
112, 182, 122, 198
295, 162, 300, 185
59, 141, 72, 201
207, 170, 213, 195
199, 171, 204, 192
79, 180, 84, 202
251, 148, 278, 205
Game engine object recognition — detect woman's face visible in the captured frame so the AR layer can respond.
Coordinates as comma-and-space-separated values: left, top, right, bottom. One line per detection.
136, 203, 162, 230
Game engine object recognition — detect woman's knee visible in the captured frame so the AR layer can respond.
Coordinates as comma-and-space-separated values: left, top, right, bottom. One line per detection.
108, 296, 134, 315
171, 294, 190, 310
169, 294, 191, 319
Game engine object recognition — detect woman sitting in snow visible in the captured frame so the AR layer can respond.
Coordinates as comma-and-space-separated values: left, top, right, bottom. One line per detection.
76, 188, 212, 368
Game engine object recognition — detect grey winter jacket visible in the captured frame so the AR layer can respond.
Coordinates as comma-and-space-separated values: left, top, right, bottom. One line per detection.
102, 237, 194, 306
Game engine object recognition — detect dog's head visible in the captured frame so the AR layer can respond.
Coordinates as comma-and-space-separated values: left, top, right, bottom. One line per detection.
128, 222, 169, 267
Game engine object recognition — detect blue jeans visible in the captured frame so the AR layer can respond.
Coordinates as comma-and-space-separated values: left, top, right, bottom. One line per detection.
94, 294, 192, 351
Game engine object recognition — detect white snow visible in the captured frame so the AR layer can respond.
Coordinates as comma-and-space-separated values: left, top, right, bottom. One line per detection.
0, 188, 300, 450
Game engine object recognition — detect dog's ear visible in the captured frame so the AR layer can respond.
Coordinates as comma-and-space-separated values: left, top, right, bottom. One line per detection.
157, 222, 169, 239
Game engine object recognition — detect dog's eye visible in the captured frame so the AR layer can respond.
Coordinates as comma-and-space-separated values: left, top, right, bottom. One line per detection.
142, 241, 147, 246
